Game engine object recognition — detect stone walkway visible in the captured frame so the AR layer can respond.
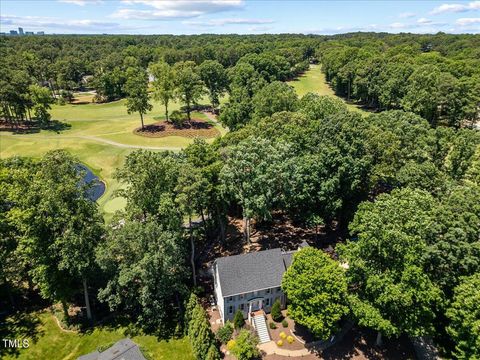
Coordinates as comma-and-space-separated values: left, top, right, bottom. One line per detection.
259, 341, 311, 357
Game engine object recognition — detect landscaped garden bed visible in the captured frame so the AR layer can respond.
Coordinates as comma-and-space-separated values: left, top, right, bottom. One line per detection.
134, 118, 220, 138
266, 310, 306, 351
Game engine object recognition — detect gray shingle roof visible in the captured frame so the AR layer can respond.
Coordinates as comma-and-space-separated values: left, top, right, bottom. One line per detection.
215, 248, 291, 297
78, 339, 146, 360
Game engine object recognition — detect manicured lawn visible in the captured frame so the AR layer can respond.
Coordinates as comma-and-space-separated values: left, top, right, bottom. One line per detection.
1, 311, 194, 360
288, 64, 365, 114
0, 97, 224, 221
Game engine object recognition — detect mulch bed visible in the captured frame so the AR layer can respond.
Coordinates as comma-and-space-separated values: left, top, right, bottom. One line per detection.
134, 118, 220, 139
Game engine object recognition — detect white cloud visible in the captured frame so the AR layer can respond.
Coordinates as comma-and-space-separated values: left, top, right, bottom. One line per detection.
430, 1, 480, 15
113, 0, 244, 20
456, 17, 480, 25
58, 0, 103, 5
417, 17, 433, 24
184, 18, 273, 27
1, 14, 119, 32
399, 12, 416, 18
389, 22, 407, 29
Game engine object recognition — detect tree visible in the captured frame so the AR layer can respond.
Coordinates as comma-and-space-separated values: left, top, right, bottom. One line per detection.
115, 150, 181, 220
186, 293, 219, 360
28, 85, 54, 125
233, 309, 244, 329
216, 321, 234, 343
282, 247, 349, 340
96, 220, 187, 335
199, 60, 227, 110
173, 61, 204, 121
175, 164, 210, 286
446, 273, 480, 360
270, 299, 282, 322
230, 329, 260, 360
124, 67, 152, 130
150, 60, 175, 122
14, 151, 103, 320
338, 188, 442, 345
220, 137, 292, 244
252, 81, 298, 120
402, 65, 441, 125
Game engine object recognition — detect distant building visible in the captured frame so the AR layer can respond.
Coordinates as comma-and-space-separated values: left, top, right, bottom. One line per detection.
37, 31, 45, 35
18, 27, 24, 35
77, 338, 146, 360
10, 30, 18, 35
25, 31, 34, 35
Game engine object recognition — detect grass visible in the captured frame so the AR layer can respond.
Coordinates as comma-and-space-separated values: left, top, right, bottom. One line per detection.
288, 64, 366, 114
0, 97, 224, 221
0, 311, 194, 360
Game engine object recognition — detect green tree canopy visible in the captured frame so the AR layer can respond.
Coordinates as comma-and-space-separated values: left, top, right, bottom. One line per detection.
446, 273, 480, 360
282, 247, 349, 340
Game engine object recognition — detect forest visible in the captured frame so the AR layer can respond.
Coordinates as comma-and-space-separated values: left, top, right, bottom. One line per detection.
1, 32, 479, 360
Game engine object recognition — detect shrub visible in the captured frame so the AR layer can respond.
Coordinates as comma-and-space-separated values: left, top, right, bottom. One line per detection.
282, 319, 288, 328
169, 110, 186, 127
233, 309, 245, 329
287, 335, 294, 344
279, 331, 287, 340
230, 329, 260, 360
227, 339, 236, 351
217, 321, 234, 343
271, 299, 282, 322
269, 322, 277, 329
277, 340, 284, 346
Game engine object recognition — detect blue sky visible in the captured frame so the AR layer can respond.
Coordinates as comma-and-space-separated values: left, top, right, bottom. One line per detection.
1, 0, 479, 35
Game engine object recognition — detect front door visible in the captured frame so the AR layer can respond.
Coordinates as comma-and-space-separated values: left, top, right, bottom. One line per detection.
249, 299, 262, 312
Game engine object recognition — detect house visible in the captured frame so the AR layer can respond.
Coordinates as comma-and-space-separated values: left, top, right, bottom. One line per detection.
212, 241, 308, 324
77, 338, 146, 360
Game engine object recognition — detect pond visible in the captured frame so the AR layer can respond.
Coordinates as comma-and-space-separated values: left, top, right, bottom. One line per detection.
76, 164, 106, 201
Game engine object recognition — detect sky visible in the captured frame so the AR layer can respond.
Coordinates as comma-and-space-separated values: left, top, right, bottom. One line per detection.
1, 0, 479, 35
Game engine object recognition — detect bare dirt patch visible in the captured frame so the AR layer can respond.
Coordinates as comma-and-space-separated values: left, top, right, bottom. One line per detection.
134, 118, 220, 139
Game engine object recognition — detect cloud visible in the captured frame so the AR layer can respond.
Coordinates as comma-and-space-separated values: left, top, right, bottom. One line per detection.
456, 17, 480, 25
389, 22, 407, 29
248, 25, 274, 33
58, 0, 103, 5
399, 12, 416, 18
430, 1, 480, 15
184, 18, 273, 27
1, 14, 120, 32
417, 17, 433, 24
113, 0, 244, 20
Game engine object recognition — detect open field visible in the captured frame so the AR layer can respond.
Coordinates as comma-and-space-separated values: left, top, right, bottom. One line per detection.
0, 98, 224, 221
288, 65, 365, 114
0, 311, 194, 360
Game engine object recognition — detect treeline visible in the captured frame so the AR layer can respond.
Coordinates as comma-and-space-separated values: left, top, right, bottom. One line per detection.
0, 34, 314, 126
318, 33, 480, 127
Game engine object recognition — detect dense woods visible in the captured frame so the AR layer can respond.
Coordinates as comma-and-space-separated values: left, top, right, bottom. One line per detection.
1, 32, 480, 359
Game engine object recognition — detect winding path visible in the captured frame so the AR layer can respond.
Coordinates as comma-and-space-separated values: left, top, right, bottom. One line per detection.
0, 133, 179, 151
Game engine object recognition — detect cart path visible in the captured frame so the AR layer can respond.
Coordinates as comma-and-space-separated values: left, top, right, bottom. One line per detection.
0, 133, 179, 151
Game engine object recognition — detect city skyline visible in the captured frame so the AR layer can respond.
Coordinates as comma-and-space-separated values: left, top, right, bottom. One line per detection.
0, 0, 479, 35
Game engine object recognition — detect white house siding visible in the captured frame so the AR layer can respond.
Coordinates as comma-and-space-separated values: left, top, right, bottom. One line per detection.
214, 265, 225, 322
222, 286, 286, 323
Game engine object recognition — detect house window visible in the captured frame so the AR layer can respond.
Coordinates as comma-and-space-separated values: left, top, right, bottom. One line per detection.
229, 305, 234, 314
240, 303, 245, 311
240, 294, 244, 300
228, 296, 233, 302
277, 287, 282, 293
266, 288, 271, 294
265, 298, 270, 306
